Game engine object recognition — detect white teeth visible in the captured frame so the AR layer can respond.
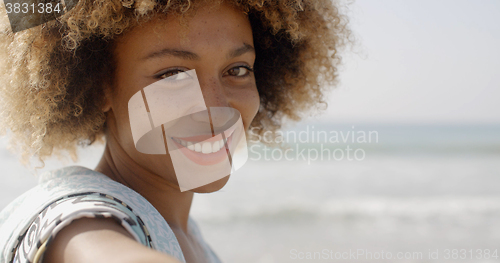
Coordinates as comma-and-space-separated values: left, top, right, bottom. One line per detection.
174, 136, 229, 154
212, 141, 220, 152
194, 143, 202, 152
202, 142, 212, 154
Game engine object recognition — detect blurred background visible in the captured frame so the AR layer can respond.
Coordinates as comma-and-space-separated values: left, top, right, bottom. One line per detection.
1, 0, 500, 262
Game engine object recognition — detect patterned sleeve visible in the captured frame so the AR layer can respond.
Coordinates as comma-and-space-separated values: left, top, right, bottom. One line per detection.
11, 192, 152, 263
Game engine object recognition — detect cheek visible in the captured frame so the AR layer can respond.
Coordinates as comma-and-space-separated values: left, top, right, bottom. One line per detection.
109, 95, 176, 176
108, 92, 137, 151
233, 86, 260, 130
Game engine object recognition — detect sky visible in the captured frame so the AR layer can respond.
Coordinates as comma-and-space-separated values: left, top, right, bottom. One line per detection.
320, 0, 500, 124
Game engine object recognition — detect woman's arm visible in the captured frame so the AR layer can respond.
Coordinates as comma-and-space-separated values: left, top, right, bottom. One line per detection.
43, 217, 181, 263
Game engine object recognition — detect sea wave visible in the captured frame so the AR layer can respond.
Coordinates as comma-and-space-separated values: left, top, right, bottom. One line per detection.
191, 196, 500, 224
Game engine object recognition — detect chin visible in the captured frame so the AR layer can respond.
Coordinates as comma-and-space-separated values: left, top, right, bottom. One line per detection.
191, 174, 231, 193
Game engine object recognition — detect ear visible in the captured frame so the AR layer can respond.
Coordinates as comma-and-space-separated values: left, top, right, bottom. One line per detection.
101, 83, 113, 113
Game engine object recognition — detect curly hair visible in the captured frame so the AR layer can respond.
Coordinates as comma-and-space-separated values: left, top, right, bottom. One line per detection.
0, 0, 351, 163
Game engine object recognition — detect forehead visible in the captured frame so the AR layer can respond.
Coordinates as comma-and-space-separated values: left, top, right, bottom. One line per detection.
113, 4, 254, 61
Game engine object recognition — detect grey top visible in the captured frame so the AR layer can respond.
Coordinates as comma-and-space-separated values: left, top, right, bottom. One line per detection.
0, 166, 221, 263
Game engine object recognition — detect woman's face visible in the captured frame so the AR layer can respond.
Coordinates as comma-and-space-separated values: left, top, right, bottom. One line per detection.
104, 3, 260, 192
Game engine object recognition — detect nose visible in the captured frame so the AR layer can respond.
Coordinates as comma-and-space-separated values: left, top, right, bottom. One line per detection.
199, 75, 229, 109
190, 74, 233, 128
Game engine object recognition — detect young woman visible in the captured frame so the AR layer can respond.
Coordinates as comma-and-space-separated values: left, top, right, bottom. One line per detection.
0, 0, 350, 262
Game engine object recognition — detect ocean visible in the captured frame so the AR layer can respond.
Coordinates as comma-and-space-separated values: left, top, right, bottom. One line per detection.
1, 123, 499, 262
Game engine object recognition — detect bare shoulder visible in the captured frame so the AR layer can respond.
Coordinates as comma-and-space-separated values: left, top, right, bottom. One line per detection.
43, 217, 180, 263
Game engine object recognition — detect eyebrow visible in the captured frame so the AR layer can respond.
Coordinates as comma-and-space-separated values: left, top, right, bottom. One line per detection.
141, 43, 255, 61
227, 43, 255, 59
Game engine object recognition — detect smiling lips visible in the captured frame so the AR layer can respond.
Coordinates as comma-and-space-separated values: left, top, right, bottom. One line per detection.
172, 137, 226, 154
170, 130, 234, 166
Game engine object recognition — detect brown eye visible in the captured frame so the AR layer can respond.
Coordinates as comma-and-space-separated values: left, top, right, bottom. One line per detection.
227, 66, 252, 77
159, 69, 186, 79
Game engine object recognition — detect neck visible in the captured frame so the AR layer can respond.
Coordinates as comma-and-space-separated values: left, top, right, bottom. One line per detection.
95, 134, 194, 233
